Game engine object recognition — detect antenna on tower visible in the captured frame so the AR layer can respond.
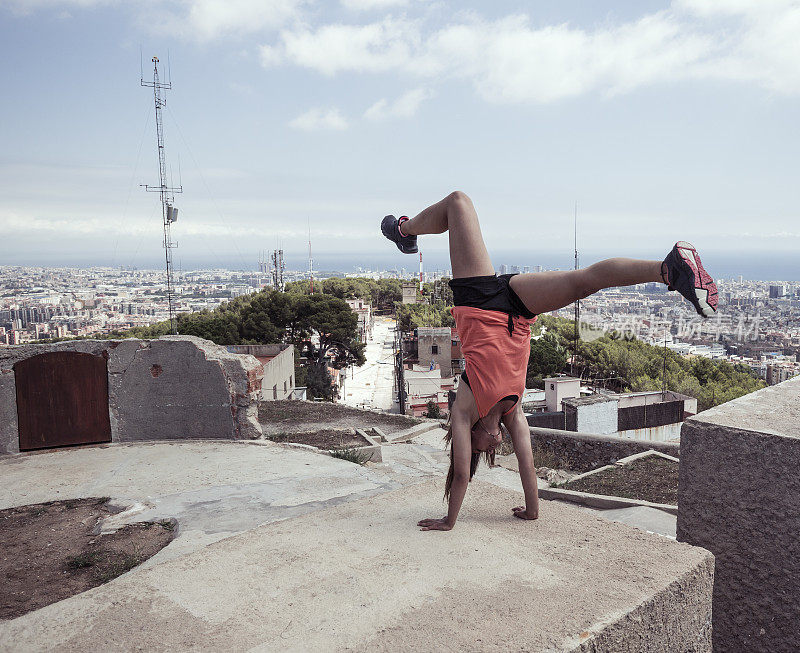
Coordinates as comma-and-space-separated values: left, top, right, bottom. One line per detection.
141, 55, 182, 335
270, 245, 285, 291
572, 201, 580, 376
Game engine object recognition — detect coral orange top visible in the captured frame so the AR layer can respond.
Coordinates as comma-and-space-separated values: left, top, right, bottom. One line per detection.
451, 306, 536, 418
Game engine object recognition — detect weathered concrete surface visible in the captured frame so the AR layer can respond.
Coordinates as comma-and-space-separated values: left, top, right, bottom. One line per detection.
0, 440, 397, 537
0, 372, 19, 455
678, 375, 800, 652
597, 506, 677, 539
0, 479, 713, 652
0, 336, 263, 453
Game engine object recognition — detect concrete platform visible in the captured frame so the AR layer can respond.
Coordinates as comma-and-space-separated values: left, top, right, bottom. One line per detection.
0, 479, 713, 652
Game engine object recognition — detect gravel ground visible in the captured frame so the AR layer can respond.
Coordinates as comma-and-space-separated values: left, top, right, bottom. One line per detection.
259, 400, 421, 436
559, 456, 678, 505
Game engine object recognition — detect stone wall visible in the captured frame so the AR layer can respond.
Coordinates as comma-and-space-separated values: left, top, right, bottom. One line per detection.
677, 375, 800, 652
529, 426, 680, 473
0, 336, 263, 455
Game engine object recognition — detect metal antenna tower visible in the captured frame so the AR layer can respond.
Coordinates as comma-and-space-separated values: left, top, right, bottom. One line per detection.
271, 247, 285, 290
141, 56, 181, 334
258, 250, 268, 286
572, 201, 580, 375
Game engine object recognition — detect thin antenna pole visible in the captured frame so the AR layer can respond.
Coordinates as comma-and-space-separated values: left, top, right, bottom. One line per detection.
141, 55, 182, 335
573, 201, 580, 376
308, 219, 314, 294
662, 328, 668, 399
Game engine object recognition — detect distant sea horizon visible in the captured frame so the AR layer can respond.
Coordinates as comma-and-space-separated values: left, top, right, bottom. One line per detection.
3, 249, 799, 283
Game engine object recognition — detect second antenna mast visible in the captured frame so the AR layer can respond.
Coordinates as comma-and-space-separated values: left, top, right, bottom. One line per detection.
142, 55, 182, 334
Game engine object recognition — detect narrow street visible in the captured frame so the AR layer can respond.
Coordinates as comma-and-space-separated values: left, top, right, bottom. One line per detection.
341, 316, 398, 413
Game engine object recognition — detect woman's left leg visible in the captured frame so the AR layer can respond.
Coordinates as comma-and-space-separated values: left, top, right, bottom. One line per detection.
509, 258, 663, 316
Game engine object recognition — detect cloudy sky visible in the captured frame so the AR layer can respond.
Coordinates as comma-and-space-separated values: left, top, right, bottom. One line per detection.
1, 0, 798, 276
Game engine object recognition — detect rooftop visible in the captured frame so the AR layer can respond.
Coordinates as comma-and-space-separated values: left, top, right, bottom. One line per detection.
0, 439, 711, 651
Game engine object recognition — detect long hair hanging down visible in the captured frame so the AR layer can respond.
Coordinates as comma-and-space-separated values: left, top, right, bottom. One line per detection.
443, 418, 496, 500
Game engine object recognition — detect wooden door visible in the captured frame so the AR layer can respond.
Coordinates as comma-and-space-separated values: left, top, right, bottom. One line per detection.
14, 351, 112, 451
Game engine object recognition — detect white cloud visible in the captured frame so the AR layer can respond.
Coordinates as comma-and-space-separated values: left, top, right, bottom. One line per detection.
340, 0, 408, 11
288, 107, 349, 131
0, 0, 114, 15
277, 17, 419, 76
146, 0, 307, 41
364, 87, 432, 120
259, 43, 284, 67
258, 2, 800, 102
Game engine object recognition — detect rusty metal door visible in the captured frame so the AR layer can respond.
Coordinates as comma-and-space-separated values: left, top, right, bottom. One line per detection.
14, 351, 112, 451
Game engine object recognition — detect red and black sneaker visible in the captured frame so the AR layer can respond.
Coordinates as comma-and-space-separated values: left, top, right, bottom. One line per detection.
662, 241, 718, 318
380, 215, 418, 254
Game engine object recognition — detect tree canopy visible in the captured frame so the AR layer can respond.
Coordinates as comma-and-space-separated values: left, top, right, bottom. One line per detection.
285, 277, 402, 311
103, 288, 366, 400
531, 315, 765, 411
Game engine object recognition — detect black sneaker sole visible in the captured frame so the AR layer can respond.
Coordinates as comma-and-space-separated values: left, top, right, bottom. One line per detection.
381, 215, 418, 254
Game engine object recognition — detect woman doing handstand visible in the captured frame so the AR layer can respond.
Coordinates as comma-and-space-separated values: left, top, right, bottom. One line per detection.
380, 191, 718, 531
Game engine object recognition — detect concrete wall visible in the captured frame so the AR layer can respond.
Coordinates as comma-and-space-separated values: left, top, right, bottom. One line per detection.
677, 375, 800, 652
0, 336, 263, 455
227, 344, 294, 401
530, 426, 680, 473
617, 422, 682, 442
544, 377, 580, 412
563, 397, 618, 435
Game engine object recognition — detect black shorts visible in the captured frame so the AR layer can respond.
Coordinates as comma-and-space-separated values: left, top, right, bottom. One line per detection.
449, 273, 536, 319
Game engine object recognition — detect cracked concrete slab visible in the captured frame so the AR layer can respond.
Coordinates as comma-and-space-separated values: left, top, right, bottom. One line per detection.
0, 480, 713, 652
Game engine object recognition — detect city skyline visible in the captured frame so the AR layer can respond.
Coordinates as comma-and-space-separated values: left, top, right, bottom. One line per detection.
1, 1, 799, 273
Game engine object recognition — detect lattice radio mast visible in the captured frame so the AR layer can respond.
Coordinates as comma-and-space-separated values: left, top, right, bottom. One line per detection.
141, 55, 181, 334
271, 247, 285, 290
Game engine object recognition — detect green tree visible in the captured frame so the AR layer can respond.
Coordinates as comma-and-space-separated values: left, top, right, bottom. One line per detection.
423, 399, 442, 419
526, 333, 568, 387
395, 303, 455, 331
286, 294, 366, 400
305, 364, 336, 401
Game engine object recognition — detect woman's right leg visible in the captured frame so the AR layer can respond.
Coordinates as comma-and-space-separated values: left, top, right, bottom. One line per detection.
509, 258, 665, 316
401, 191, 495, 279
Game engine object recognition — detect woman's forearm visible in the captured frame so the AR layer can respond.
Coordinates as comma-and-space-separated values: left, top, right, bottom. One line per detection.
518, 460, 540, 518
505, 407, 540, 517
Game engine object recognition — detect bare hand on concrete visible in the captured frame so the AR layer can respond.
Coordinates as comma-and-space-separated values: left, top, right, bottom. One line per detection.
512, 506, 539, 520
418, 517, 453, 531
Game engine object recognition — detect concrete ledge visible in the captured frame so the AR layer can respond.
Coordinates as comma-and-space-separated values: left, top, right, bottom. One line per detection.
271, 437, 382, 464
566, 449, 679, 485
678, 375, 800, 651
0, 480, 713, 651
539, 486, 678, 516
385, 420, 442, 443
